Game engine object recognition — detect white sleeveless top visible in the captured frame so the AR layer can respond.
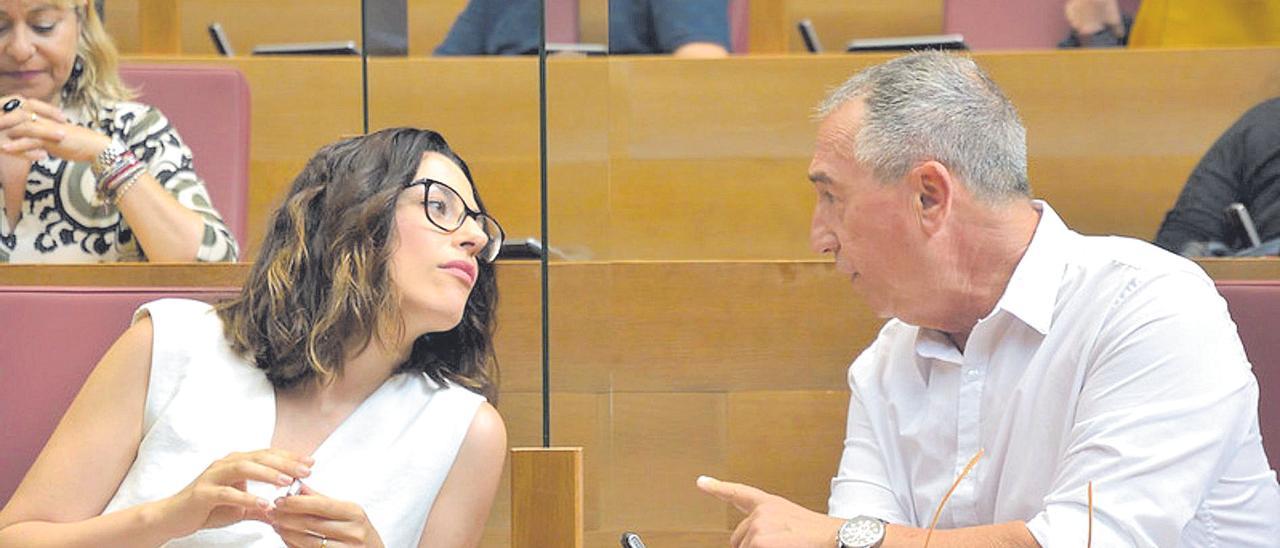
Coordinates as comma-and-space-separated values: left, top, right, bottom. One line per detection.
101, 299, 485, 547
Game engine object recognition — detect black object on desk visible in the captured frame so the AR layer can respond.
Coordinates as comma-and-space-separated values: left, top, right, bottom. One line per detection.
797, 18, 823, 53
252, 41, 361, 56
498, 238, 545, 260
207, 22, 234, 56
846, 34, 968, 53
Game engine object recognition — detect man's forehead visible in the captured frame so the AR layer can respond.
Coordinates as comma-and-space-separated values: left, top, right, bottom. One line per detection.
813, 100, 865, 163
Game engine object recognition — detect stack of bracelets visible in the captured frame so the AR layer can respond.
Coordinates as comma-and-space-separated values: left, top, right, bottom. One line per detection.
92, 139, 146, 204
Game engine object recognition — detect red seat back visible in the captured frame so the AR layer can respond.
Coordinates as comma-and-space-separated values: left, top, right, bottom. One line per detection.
1216, 280, 1280, 471
944, 0, 1142, 49
119, 65, 251, 249
0, 287, 237, 505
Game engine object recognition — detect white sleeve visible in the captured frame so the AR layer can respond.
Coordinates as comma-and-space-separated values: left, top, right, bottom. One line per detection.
829, 340, 913, 524
1025, 271, 1262, 546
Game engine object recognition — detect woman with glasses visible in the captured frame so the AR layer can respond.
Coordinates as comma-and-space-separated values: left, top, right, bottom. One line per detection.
0, 128, 507, 547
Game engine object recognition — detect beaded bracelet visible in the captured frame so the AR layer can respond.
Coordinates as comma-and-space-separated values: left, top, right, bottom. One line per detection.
102, 157, 146, 204
109, 169, 145, 204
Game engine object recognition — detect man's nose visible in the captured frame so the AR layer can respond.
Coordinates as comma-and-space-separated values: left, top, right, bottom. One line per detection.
809, 214, 836, 255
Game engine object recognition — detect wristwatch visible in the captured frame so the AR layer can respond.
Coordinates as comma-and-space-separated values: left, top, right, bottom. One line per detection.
836, 515, 886, 548
92, 138, 129, 177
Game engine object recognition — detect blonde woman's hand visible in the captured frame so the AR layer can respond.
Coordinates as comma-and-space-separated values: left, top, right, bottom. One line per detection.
0, 95, 64, 162
271, 483, 385, 548
1, 96, 110, 164
151, 449, 315, 539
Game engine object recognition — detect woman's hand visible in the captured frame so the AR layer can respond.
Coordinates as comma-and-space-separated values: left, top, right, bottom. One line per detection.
0, 95, 109, 163
0, 95, 62, 162
271, 483, 385, 548
152, 449, 314, 539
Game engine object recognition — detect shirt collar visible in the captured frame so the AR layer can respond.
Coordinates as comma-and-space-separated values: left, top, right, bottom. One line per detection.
988, 200, 1070, 336
911, 200, 1070, 361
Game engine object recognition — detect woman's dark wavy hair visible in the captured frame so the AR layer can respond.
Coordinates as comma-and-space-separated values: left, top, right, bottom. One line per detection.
217, 128, 499, 401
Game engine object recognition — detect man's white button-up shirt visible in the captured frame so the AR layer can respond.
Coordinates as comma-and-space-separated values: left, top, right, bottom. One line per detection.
828, 201, 1280, 546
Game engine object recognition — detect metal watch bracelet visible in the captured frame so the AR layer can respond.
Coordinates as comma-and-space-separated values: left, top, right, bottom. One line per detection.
92, 138, 129, 178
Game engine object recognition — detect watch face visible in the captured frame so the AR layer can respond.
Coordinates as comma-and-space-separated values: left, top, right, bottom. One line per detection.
838, 516, 885, 547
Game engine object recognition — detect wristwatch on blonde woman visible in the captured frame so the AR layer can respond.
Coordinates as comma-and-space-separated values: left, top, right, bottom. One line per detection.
91, 138, 128, 177
837, 515, 886, 548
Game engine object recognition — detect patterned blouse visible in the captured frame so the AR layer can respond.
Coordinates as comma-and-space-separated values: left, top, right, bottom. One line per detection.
0, 101, 239, 263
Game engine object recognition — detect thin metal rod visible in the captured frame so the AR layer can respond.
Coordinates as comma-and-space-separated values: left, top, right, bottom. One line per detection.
538, 0, 551, 448
360, 1, 370, 134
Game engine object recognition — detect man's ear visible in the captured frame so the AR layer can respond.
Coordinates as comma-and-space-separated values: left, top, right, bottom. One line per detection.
911, 160, 953, 235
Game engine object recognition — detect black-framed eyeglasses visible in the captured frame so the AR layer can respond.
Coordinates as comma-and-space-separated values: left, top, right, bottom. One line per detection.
403, 178, 505, 263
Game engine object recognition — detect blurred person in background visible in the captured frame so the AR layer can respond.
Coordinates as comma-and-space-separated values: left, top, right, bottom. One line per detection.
435, 0, 729, 58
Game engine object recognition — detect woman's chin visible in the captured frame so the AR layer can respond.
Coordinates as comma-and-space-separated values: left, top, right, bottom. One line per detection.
410, 307, 466, 335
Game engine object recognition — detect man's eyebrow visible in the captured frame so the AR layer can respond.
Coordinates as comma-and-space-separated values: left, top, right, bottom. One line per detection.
808, 172, 833, 185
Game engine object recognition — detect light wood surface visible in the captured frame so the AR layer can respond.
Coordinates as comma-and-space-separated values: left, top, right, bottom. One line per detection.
99, 48, 1280, 260
575, 48, 1280, 260
135, 0, 180, 54
511, 447, 584, 548
748, 0, 944, 53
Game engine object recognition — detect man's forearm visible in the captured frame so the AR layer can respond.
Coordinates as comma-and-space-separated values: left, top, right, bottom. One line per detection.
884, 521, 1039, 548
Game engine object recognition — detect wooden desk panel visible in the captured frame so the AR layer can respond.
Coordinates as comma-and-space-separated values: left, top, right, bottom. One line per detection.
109, 49, 1280, 261
586, 48, 1280, 260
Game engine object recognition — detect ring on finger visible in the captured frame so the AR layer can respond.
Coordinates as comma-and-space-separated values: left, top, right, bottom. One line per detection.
30, 113, 38, 123
2, 98, 20, 113
320, 537, 327, 548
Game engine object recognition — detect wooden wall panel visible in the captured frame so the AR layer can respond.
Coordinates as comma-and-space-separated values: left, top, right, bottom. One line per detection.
99, 49, 1280, 259
602, 393, 728, 532
366, 57, 544, 248
726, 390, 849, 516
591, 49, 1280, 259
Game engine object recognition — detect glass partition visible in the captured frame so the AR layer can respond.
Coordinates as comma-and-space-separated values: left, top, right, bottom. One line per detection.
364, 2, 545, 545
536, 2, 1280, 547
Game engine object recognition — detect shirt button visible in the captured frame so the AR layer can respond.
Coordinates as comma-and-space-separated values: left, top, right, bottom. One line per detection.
966, 369, 980, 379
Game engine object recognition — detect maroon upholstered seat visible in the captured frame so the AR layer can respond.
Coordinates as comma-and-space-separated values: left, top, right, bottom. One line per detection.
729, 0, 748, 53
546, 0, 578, 43
1216, 280, 1280, 472
0, 287, 237, 506
943, 0, 1142, 49
119, 65, 251, 249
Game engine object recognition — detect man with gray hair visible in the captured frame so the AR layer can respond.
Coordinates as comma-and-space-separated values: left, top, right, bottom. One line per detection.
698, 52, 1279, 547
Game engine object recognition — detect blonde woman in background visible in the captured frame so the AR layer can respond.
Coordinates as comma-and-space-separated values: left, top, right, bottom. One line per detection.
0, 0, 237, 262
